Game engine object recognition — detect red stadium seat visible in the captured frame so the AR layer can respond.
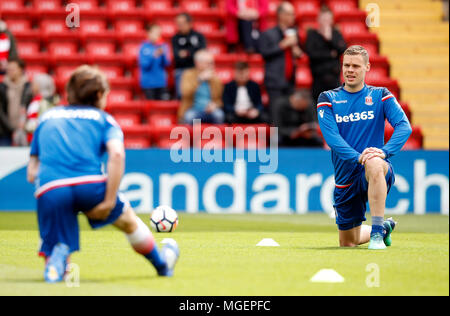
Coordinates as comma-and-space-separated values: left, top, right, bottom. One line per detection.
85, 41, 118, 64
249, 67, 264, 85
149, 114, 177, 128
296, 67, 313, 88
399, 102, 412, 121
114, 113, 141, 127
157, 137, 191, 149
0, 0, 31, 19
268, 0, 282, 17
32, 0, 62, 10
208, 42, 227, 55
179, 0, 210, 13
107, 0, 136, 11
326, 0, 357, 13
105, 100, 145, 115
124, 138, 151, 149
3, 19, 32, 35
193, 21, 220, 36
48, 42, 78, 56
6, 18, 39, 41
26, 65, 49, 81
293, 0, 319, 22
106, 0, 142, 18
97, 65, 134, 89
122, 41, 142, 59
215, 67, 234, 84
68, 0, 106, 17
80, 19, 107, 35
121, 124, 152, 139
154, 19, 177, 38
115, 20, 146, 40
365, 67, 389, 82
145, 100, 179, 116
85, 41, 116, 56
97, 65, 124, 80
17, 41, 40, 57
366, 78, 400, 99
47, 41, 83, 64
121, 41, 143, 69
385, 124, 423, 149
40, 19, 69, 34
338, 22, 368, 37
142, 0, 173, 13
54, 65, 79, 91
0, 0, 25, 12
70, 0, 99, 10
107, 90, 133, 104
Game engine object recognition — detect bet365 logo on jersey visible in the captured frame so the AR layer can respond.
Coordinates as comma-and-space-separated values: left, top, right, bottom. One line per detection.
335, 111, 375, 123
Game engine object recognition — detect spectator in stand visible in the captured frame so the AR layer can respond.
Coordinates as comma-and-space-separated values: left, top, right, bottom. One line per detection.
223, 61, 267, 124
225, 0, 269, 53
259, 2, 303, 123
273, 90, 323, 147
305, 6, 347, 103
25, 74, 58, 143
0, 16, 19, 75
172, 13, 207, 99
178, 50, 224, 124
139, 24, 171, 100
0, 58, 33, 146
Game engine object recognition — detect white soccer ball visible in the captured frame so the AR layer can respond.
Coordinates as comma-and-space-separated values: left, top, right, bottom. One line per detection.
150, 205, 179, 233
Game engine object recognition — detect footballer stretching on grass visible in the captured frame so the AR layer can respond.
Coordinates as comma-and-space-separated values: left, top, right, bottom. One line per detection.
27, 65, 179, 283
317, 45, 412, 249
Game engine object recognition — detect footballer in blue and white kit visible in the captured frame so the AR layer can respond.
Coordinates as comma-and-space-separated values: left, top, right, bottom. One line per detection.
27, 66, 179, 282
317, 46, 412, 250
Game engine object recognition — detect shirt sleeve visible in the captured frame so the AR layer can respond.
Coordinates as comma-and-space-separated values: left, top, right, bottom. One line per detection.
381, 89, 412, 158
316, 93, 361, 163
104, 114, 124, 145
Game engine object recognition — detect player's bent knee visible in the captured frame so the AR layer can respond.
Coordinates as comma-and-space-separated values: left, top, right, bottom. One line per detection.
365, 158, 387, 180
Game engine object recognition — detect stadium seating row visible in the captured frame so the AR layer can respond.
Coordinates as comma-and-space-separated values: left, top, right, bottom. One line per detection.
1, 0, 423, 149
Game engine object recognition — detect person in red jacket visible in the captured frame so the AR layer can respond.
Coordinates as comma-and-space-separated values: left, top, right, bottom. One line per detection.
225, 0, 269, 53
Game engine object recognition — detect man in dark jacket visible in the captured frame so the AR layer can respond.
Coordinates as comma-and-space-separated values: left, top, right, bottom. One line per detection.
259, 1, 302, 123
223, 62, 267, 124
305, 6, 347, 103
273, 90, 323, 147
171, 13, 207, 99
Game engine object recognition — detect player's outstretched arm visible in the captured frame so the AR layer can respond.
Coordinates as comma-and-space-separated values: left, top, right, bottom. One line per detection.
27, 155, 39, 183
381, 90, 413, 158
317, 93, 361, 163
86, 139, 125, 220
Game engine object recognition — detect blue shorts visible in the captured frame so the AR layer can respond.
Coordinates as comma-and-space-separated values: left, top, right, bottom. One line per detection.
333, 162, 395, 231
37, 182, 128, 257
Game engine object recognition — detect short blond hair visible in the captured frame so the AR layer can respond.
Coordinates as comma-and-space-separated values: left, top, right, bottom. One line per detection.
343, 45, 370, 64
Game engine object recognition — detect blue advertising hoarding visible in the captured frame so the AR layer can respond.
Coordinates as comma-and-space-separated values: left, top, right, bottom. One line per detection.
0, 148, 448, 214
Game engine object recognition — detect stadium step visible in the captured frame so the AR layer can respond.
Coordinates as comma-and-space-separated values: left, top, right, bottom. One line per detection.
360, 1, 443, 12
361, 0, 449, 149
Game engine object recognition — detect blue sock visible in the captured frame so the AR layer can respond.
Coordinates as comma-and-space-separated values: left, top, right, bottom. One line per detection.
144, 247, 168, 275
371, 216, 385, 237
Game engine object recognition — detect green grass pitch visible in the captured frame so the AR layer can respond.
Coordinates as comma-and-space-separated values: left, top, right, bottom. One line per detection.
0, 212, 448, 296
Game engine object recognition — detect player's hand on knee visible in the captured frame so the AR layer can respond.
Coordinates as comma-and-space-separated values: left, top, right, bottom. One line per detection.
86, 200, 116, 221
359, 148, 385, 165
